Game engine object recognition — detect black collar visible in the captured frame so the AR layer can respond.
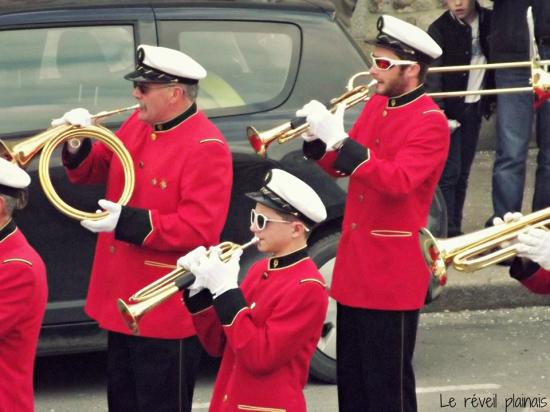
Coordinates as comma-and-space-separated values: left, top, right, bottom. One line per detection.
0, 219, 16, 242
268, 247, 309, 270
154, 103, 197, 132
387, 85, 426, 108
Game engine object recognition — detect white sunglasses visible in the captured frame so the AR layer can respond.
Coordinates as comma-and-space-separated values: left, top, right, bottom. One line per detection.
370, 53, 417, 71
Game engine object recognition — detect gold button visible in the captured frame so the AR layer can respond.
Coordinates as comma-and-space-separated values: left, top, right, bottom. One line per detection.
375, 138, 380, 145
262, 272, 268, 279
358, 194, 364, 202
109, 245, 116, 254
351, 223, 357, 230
139, 161, 144, 168
382, 110, 387, 117
250, 302, 256, 309
223, 394, 228, 402
151, 133, 157, 141
151, 178, 157, 186
159, 179, 167, 190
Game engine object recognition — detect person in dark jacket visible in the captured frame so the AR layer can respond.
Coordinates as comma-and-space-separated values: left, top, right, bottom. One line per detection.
488, 0, 550, 224
427, 0, 494, 237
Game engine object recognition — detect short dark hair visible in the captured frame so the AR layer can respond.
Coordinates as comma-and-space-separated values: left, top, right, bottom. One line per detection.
274, 209, 312, 239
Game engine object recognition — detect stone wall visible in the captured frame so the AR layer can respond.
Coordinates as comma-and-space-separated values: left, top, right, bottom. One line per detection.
349, 0, 493, 54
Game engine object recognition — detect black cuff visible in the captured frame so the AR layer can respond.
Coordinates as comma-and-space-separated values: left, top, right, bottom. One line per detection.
184, 289, 214, 314
510, 257, 540, 281
302, 139, 327, 160
114, 206, 152, 245
213, 288, 247, 326
62, 138, 92, 169
333, 138, 369, 174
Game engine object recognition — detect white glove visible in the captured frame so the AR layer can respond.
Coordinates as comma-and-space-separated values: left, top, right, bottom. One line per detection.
177, 246, 208, 296
80, 199, 121, 233
492, 211, 524, 226
189, 246, 242, 298
492, 211, 524, 249
296, 100, 348, 150
516, 228, 550, 270
51, 108, 93, 127
448, 119, 461, 133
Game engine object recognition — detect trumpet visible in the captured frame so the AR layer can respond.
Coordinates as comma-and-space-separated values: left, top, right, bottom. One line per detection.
247, 74, 377, 158
117, 236, 259, 335
419, 207, 550, 285
0, 104, 138, 221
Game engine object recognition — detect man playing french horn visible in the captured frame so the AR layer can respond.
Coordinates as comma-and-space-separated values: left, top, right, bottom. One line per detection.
53, 45, 233, 412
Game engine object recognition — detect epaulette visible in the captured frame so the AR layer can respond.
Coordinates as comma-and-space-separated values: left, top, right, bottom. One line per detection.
2, 258, 32, 266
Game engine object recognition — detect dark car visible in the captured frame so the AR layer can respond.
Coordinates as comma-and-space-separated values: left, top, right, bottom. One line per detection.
0, 0, 446, 383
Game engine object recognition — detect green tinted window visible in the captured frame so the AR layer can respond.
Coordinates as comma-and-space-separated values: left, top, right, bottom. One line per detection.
0, 26, 135, 135
158, 21, 299, 116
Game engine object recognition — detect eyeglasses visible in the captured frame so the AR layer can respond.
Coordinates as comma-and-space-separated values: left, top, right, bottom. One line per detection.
370, 53, 417, 71
250, 209, 291, 231
133, 81, 177, 94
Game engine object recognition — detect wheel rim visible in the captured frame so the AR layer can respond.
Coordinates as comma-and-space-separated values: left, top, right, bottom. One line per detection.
316, 255, 337, 360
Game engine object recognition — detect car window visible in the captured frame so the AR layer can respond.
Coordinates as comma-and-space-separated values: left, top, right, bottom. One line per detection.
0, 26, 135, 136
158, 21, 300, 116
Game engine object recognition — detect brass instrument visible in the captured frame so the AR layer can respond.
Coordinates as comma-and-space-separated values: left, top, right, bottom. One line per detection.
118, 236, 259, 335
247, 74, 378, 158
0, 105, 138, 221
248, 57, 550, 157
419, 207, 550, 285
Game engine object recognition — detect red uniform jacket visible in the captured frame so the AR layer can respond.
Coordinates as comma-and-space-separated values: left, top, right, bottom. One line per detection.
305, 86, 449, 310
187, 248, 328, 412
521, 269, 550, 294
510, 259, 550, 295
65, 105, 232, 338
0, 219, 48, 412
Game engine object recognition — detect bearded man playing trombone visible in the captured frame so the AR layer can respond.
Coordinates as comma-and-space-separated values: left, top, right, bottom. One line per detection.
296, 15, 450, 412
53, 45, 232, 412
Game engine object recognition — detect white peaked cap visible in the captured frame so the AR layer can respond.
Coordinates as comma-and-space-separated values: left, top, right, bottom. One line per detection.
0, 158, 30, 192
246, 169, 327, 225
369, 15, 442, 63
124, 44, 206, 84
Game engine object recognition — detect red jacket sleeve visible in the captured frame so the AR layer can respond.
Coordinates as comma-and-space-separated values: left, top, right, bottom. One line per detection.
521, 269, 550, 294
0, 261, 35, 336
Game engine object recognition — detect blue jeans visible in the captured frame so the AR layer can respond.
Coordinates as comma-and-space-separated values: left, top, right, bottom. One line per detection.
492, 46, 550, 218
439, 102, 482, 236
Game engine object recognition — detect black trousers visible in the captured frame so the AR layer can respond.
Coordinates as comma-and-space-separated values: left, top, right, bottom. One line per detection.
107, 331, 202, 412
336, 304, 420, 412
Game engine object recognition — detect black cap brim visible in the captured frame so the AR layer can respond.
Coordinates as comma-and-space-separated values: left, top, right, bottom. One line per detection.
245, 191, 291, 216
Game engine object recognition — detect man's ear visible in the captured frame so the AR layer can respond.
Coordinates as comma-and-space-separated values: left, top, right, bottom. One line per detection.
406, 63, 421, 79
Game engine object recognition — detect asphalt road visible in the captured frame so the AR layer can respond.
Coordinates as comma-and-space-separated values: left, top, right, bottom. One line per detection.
34, 305, 550, 412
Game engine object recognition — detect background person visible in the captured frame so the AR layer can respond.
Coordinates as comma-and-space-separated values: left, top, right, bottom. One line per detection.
53, 45, 232, 412
179, 168, 328, 412
488, 0, 550, 225
296, 15, 449, 412
0, 158, 48, 412
427, 0, 494, 237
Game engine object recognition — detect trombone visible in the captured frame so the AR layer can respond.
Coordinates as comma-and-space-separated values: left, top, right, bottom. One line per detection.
248, 58, 550, 157
419, 207, 550, 285
0, 104, 138, 221
117, 236, 259, 335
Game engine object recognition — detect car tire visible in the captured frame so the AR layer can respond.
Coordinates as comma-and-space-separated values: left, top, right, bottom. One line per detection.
308, 230, 340, 384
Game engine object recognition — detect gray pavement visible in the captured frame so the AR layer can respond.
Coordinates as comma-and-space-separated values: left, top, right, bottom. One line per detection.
424, 148, 549, 314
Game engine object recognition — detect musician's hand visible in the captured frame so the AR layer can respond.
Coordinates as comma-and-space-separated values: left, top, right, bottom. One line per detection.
189, 246, 242, 298
492, 211, 523, 226
80, 199, 121, 233
448, 119, 461, 133
516, 228, 550, 270
177, 246, 208, 296
51, 108, 93, 127
296, 100, 347, 150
